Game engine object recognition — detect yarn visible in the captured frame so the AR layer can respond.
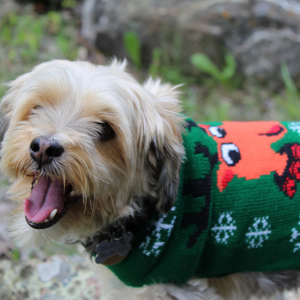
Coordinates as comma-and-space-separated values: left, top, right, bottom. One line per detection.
108, 119, 300, 287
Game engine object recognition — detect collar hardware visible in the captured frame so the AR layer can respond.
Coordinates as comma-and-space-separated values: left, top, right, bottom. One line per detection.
95, 228, 133, 265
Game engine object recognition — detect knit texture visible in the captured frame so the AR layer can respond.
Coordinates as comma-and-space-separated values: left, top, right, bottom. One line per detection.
107, 119, 300, 287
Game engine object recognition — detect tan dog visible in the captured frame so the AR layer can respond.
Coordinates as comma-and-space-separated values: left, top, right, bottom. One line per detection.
1, 60, 299, 300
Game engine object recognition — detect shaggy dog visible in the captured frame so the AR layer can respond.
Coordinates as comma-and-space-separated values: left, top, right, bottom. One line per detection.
1, 60, 300, 300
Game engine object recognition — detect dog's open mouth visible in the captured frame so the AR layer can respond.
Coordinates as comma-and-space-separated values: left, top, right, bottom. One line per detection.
24, 175, 80, 229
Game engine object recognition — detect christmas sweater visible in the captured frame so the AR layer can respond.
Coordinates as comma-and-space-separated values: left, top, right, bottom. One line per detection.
107, 119, 300, 287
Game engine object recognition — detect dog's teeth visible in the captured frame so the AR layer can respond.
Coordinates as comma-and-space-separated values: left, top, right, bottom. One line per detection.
49, 209, 57, 220
44, 219, 49, 223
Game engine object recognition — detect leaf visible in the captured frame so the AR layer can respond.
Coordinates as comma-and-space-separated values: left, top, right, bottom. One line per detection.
281, 63, 298, 100
148, 48, 161, 77
221, 53, 236, 81
11, 249, 20, 261
190, 53, 222, 81
56, 34, 70, 56
123, 31, 141, 69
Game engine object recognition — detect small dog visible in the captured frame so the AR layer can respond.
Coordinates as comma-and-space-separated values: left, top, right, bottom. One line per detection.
1, 60, 300, 300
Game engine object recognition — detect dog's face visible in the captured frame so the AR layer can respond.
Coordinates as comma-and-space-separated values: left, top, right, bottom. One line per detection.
0, 60, 184, 248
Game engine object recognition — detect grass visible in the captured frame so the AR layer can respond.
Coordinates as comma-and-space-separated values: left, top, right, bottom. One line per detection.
0, 3, 79, 99
181, 84, 293, 122
1, 5, 299, 122
123, 31, 300, 122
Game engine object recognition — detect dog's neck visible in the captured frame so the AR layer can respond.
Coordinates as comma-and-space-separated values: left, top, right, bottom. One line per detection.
81, 196, 157, 265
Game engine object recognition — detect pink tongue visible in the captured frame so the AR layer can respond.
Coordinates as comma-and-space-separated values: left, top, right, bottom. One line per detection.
24, 176, 65, 223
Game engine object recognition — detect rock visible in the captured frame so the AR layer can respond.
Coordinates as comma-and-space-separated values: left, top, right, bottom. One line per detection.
0, 255, 102, 300
81, 0, 300, 89
37, 256, 66, 282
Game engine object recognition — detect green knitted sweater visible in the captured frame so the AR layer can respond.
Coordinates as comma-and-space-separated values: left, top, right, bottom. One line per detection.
108, 119, 300, 287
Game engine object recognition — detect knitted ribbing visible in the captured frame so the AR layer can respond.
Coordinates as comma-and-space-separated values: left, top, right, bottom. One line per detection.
108, 119, 300, 287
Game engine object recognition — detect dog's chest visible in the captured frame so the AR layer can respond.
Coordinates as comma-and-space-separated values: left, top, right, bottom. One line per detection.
108, 119, 300, 287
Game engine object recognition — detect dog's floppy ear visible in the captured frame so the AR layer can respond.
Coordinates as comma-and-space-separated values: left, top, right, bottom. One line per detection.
0, 73, 29, 144
0, 104, 11, 144
143, 79, 185, 214
109, 58, 128, 72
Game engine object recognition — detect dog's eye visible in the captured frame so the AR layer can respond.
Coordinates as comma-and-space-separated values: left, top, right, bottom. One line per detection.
30, 105, 42, 115
96, 122, 115, 140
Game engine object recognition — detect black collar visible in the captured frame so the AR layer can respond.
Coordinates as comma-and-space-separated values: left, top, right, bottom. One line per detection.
81, 197, 157, 262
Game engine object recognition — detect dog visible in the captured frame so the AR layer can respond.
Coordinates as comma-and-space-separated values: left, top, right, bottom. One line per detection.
1, 59, 300, 300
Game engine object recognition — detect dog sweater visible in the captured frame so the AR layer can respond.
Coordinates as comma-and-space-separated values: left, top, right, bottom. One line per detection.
107, 118, 300, 287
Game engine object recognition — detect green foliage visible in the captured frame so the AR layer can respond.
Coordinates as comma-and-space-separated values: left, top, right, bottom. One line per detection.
148, 48, 161, 77
11, 249, 21, 261
0, 9, 79, 99
123, 31, 141, 69
158, 66, 188, 85
190, 52, 237, 87
276, 63, 300, 120
42, 243, 78, 257
0, 12, 45, 62
1, 8, 297, 125
123, 30, 190, 86
0, 85, 8, 100
0, 11, 78, 65
182, 87, 232, 122
62, 0, 77, 8
281, 63, 299, 100
154, 31, 193, 86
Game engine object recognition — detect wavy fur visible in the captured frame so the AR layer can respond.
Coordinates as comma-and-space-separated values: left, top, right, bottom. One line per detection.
1, 60, 299, 299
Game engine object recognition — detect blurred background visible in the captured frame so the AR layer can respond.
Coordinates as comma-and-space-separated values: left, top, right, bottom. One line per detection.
1, 0, 300, 299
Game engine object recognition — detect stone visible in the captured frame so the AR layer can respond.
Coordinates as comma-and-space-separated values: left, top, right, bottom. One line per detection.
81, 0, 300, 88
0, 255, 102, 299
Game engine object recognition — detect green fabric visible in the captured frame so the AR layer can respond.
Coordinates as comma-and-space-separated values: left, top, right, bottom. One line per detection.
107, 119, 300, 287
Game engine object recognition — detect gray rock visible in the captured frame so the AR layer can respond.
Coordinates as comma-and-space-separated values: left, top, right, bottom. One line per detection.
81, 0, 300, 88
0, 255, 102, 300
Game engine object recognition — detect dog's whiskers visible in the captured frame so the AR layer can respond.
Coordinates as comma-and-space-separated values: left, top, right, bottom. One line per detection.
89, 173, 110, 184
89, 198, 96, 217
89, 173, 110, 185
108, 190, 116, 214
82, 196, 88, 215
95, 163, 107, 170
89, 200, 92, 214
91, 194, 97, 217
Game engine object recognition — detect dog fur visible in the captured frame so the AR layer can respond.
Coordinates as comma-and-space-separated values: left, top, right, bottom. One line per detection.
1, 60, 300, 300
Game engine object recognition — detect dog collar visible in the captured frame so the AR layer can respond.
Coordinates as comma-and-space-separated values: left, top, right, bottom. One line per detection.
82, 198, 156, 265
82, 224, 133, 265
94, 226, 133, 265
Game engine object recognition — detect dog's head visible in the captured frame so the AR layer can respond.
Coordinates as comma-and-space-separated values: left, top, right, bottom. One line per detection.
0, 60, 184, 248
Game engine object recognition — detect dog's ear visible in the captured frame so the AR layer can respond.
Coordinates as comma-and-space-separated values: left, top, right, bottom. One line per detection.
0, 73, 29, 144
0, 92, 13, 144
0, 109, 11, 145
143, 79, 185, 214
109, 58, 128, 72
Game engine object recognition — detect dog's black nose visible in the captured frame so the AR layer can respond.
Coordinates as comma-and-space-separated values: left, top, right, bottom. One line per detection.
30, 137, 64, 166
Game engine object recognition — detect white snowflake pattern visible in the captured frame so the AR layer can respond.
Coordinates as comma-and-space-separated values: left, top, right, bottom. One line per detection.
290, 214, 300, 253
288, 122, 300, 135
211, 212, 237, 244
245, 216, 271, 249
139, 207, 177, 257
